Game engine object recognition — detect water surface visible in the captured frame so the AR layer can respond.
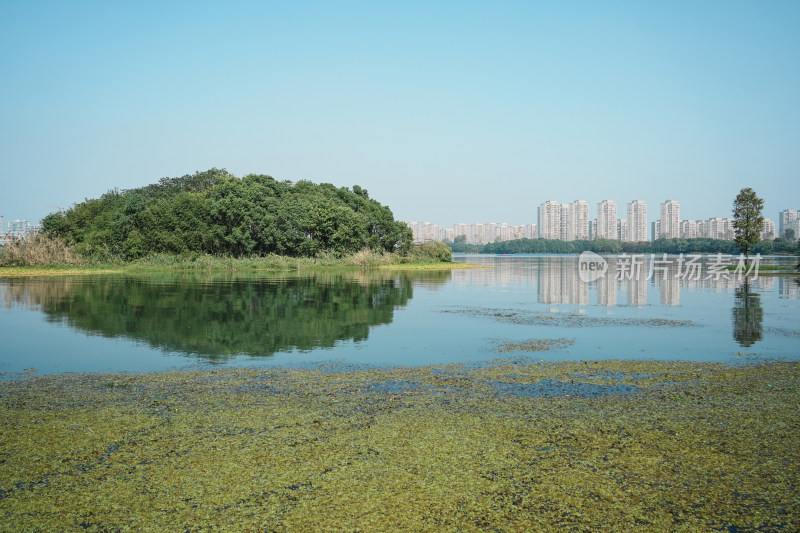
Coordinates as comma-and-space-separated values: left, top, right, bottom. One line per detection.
1, 255, 798, 376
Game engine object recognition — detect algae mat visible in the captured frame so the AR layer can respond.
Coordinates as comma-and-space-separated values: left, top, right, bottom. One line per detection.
1, 360, 798, 531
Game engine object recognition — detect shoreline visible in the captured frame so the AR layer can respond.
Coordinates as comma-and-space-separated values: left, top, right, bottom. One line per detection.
0, 262, 486, 278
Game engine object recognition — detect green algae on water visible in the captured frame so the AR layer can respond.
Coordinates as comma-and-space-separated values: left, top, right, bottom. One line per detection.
1, 360, 798, 531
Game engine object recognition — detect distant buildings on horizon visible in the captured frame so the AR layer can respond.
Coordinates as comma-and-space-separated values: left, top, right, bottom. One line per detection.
0, 216, 41, 245
408, 202, 799, 245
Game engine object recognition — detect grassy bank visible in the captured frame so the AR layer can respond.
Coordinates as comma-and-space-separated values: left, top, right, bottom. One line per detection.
1, 360, 797, 531
0, 240, 481, 277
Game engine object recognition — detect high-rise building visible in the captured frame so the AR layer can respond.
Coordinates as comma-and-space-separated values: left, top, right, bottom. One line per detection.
596, 200, 617, 240
779, 209, 799, 238
453, 223, 469, 242
486, 223, 499, 243
407, 221, 444, 243
560, 205, 571, 241
707, 217, 735, 240
660, 200, 680, 239
626, 200, 647, 242
651, 221, 661, 241
499, 223, 514, 242
617, 219, 627, 241
680, 220, 698, 239
762, 218, 776, 240
538, 201, 561, 240
8, 219, 32, 239
571, 200, 589, 240
558, 200, 589, 241
697, 220, 708, 238
470, 223, 486, 244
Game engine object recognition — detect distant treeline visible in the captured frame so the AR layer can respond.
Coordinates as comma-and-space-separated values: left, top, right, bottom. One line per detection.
41, 169, 414, 260
449, 237, 800, 255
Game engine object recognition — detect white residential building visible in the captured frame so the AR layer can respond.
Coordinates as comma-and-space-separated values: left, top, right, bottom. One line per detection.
626, 200, 647, 242
558, 200, 589, 241
762, 218, 776, 240
538, 201, 561, 240
7, 219, 33, 239
571, 200, 590, 240
660, 200, 680, 239
779, 209, 799, 238
470, 223, 487, 245
453, 223, 469, 242
707, 217, 735, 240
617, 219, 627, 241
596, 200, 617, 240
680, 220, 698, 239
407, 221, 443, 243
697, 220, 708, 239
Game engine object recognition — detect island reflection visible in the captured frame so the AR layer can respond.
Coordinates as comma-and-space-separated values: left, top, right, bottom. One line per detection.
0, 270, 451, 360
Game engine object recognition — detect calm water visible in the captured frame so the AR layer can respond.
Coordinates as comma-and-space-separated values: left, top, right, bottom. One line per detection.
1, 255, 799, 377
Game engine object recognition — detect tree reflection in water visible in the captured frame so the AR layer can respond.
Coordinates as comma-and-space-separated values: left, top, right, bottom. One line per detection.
732, 280, 763, 347
0, 270, 450, 360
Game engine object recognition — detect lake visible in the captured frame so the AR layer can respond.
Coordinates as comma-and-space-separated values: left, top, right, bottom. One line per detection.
1, 255, 799, 377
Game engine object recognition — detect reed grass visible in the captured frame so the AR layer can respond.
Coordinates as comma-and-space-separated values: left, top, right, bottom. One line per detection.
1, 237, 474, 276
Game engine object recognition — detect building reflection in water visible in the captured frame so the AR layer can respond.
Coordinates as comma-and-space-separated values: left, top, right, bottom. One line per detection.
537, 257, 588, 305
452, 255, 787, 308
779, 276, 800, 298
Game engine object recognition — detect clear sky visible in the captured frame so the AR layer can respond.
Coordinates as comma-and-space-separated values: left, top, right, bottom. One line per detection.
1, 1, 798, 229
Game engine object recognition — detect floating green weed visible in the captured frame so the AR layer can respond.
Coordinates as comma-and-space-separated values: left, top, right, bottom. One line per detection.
1, 361, 798, 531
496, 338, 575, 353
443, 306, 698, 328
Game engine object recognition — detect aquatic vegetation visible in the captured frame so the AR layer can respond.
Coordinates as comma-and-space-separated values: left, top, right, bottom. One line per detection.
495, 338, 575, 353
766, 326, 800, 339
443, 306, 698, 328
1, 360, 798, 531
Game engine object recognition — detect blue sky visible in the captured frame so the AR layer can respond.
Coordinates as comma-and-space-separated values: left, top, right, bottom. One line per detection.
1, 1, 798, 229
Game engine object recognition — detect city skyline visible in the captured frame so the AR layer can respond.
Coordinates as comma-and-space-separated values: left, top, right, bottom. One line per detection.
408, 200, 795, 244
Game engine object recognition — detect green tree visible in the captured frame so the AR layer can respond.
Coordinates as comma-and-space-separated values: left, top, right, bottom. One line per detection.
41, 169, 415, 260
732, 187, 764, 264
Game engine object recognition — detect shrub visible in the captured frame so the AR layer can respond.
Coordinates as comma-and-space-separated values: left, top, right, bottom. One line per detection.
0, 234, 86, 267
406, 241, 452, 263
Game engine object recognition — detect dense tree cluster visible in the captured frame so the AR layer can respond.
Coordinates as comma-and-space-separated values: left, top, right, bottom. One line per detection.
449, 237, 799, 255
41, 169, 413, 260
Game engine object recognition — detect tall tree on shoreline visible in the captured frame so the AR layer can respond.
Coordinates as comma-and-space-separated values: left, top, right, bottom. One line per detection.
732, 187, 764, 265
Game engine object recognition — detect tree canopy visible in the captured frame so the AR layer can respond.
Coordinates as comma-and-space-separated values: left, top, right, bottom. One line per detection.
732, 187, 764, 262
41, 169, 413, 260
